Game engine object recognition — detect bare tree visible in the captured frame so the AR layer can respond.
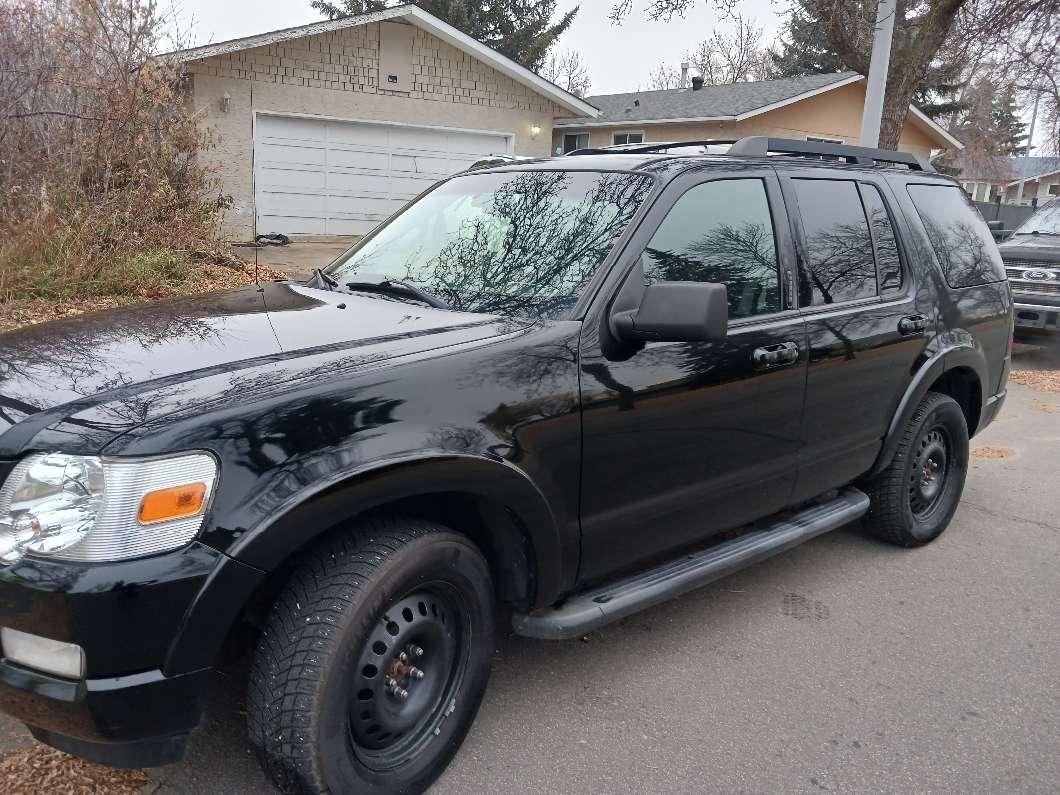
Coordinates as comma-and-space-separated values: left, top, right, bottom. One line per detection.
541, 49, 592, 97
688, 15, 771, 85
613, 0, 1060, 152
646, 62, 681, 90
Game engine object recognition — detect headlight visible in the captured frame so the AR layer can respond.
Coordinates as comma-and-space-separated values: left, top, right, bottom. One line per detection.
0, 452, 217, 564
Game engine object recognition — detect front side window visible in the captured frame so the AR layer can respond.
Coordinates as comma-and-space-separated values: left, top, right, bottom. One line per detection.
792, 178, 877, 305
642, 178, 781, 319
859, 184, 902, 291
907, 184, 1006, 288
613, 132, 644, 145
563, 133, 589, 153
327, 170, 654, 319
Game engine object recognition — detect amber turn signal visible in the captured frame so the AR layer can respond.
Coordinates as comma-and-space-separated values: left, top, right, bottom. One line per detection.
138, 483, 207, 524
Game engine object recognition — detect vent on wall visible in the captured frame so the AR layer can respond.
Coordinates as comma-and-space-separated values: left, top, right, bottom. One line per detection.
379, 22, 414, 93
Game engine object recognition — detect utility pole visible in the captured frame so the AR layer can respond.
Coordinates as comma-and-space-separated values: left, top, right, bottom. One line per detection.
860, 0, 897, 148
1014, 90, 1042, 205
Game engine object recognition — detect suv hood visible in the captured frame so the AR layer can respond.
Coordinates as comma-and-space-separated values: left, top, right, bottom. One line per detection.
998, 234, 1060, 262
0, 281, 505, 448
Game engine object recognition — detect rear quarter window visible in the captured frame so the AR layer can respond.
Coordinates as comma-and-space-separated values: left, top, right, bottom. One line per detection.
906, 184, 1005, 288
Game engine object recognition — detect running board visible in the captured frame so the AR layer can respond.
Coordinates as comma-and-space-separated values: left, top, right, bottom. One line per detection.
512, 488, 870, 640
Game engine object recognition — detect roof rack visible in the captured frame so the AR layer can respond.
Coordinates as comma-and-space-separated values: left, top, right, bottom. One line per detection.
567, 140, 738, 156
729, 136, 934, 172
566, 135, 934, 172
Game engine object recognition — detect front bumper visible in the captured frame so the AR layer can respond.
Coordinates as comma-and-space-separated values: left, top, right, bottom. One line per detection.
1012, 291, 1060, 331
0, 542, 224, 767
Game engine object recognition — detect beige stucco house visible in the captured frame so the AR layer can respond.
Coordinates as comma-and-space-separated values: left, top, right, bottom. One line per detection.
171, 5, 596, 240
553, 73, 962, 163
949, 156, 1060, 205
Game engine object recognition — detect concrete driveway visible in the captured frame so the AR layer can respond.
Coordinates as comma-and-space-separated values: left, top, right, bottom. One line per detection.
231, 239, 356, 282
2, 342, 1058, 794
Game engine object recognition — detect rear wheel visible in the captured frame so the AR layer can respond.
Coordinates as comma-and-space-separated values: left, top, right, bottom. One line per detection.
247, 516, 494, 794
862, 391, 969, 546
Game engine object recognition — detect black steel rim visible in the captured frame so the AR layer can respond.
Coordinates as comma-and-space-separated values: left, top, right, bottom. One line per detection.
348, 583, 469, 770
909, 426, 950, 519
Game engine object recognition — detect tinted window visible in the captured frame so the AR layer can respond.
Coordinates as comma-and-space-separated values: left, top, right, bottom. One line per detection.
793, 179, 876, 305
907, 184, 1006, 288
860, 184, 902, 291
642, 179, 780, 319
329, 170, 653, 320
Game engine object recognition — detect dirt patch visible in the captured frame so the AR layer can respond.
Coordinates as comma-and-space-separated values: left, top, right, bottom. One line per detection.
972, 446, 1016, 460
0, 744, 147, 794
1033, 401, 1059, 414
0, 260, 288, 334
1009, 369, 1060, 393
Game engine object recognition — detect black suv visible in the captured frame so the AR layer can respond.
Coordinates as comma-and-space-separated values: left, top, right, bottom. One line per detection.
0, 137, 1012, 793
998, 197, 1060, 332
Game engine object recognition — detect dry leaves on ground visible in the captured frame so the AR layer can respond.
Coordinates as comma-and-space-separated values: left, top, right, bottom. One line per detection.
1009, 369, 1060, 393
0, 744, 147, 795
0, 259, 288, 334
972, 446, 1015, 460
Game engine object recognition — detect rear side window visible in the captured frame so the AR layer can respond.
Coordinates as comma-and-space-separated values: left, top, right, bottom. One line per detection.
642, 178, 780, 319
859, 184, 902, 291
906, 184, 1005, 288
792, 179, 876, 305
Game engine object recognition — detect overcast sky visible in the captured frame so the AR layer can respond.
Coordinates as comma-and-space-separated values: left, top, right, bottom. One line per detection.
171, 0, 785, 96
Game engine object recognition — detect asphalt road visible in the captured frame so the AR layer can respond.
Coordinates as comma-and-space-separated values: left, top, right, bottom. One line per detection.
4, 341, 1060, 794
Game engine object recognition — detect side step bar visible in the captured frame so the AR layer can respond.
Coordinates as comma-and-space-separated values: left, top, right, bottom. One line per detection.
512, 488, 870, 640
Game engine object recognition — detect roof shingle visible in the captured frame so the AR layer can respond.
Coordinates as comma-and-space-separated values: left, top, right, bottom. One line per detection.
555, 72, 860, 125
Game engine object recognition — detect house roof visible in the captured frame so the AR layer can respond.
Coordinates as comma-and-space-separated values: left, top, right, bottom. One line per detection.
164, 4, 598, 118
1008, 156, 1060, 184
555, 71, 963, 150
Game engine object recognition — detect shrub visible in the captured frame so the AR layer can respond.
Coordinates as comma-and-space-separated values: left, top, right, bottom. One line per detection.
0, 0, 230, 303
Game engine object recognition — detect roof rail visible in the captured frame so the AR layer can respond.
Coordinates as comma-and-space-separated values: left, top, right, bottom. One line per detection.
567, 140, 738, 156
728, 136, 934, 172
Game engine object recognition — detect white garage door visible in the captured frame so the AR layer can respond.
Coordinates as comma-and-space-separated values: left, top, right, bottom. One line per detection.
254, 115, 512, 236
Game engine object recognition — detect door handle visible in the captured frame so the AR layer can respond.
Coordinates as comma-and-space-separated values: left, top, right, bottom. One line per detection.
752, 341, 800, 369
898, 315, 928, 335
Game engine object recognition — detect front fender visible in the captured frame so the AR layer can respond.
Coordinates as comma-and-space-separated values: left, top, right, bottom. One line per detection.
163, 453, 563, 675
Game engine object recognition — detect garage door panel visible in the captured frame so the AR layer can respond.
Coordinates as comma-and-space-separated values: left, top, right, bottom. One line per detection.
257, 191, 327, 215
390, 175, 438, 198
448, 132, 506, 155
327, 148, 390, 171
257, 166, 326, 190
255, 115, 511, 236
388, 127, 445, 151
327, 172, 392, 195
258, 213, 326, 235
256, 142, 326, 168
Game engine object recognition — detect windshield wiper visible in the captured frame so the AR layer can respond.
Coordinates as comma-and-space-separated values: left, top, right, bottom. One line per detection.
345, 279, 451, 310
310, 268, 340, 290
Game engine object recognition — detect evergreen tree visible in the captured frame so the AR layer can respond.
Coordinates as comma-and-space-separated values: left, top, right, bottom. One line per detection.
769, 9, 843, 78
311, 0, 578, 71
992, 89, 1029, 155
768, 1, 966, 124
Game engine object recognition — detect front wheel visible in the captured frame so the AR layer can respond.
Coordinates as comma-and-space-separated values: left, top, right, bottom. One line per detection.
862, 391, 969, 546
247, 516, 495, 794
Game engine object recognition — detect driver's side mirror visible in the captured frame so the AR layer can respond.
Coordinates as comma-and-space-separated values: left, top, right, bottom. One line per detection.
608, 260, 728, 344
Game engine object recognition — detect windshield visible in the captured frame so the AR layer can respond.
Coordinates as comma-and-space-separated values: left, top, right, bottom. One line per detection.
326, 169, 654, 319
1012, 199, 1060, 235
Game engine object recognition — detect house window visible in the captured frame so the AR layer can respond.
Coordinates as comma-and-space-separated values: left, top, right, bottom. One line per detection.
1050, 184, 1060, 197
563, 133, 589, 153
613, 131, 644, 145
